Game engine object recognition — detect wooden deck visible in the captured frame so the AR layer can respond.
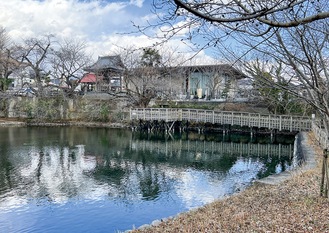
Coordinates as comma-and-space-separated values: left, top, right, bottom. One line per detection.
130, 108, 312, 132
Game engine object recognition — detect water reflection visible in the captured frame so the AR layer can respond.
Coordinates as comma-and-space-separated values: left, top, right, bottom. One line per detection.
0, 127, 296, 232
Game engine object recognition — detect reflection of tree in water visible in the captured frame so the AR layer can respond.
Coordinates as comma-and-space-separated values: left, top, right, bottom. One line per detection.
128, 131, 295, 183
31, 147, 87, 201
256, 156, 293, 179
36, 151, 44, 182
190, 152, 238, 172
55, 150, 81, 198
92, 161, 126, 186
0, 147, 13, 195
137, 165, 161, 200
0, 127, 296, 208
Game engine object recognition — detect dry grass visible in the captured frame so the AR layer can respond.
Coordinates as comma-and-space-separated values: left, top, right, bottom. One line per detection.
132, 133, 329, 233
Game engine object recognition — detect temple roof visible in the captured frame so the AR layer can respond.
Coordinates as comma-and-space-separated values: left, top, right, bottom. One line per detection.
80, 73, 97, 83
84, 55, 125, 73
159, 64, 248, 79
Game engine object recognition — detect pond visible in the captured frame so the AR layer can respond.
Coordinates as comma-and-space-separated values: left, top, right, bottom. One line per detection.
0, 127, 297, 233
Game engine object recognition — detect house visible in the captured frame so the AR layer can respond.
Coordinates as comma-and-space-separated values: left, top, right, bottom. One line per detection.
83, 55, 125, 92
80, 73, 97, 92
83, 55, 251, 101
10, 67, 35, 90
158, 64, 250, 100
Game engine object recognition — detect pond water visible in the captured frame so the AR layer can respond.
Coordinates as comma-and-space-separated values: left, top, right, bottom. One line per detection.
0, 127, 296, 233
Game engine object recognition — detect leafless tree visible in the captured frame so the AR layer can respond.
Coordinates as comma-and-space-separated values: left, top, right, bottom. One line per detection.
51, 39, 91, 97
0, 27, 21, 92
15, 35, 54, 96
120, 47, 161, 107
146, 1, 329, 197
115, 46, 185, 107
204, 72, 223, 99
229, 20, 329, 122
244, 60, 312, 115
150, 1, 329, 42
148, 1, 329, 119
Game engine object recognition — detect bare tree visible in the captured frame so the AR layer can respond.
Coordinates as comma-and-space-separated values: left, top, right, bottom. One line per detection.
15, 35, 54, 96
0, 27, 21, 92
114, 47, 171, 107
150, 1, 329, 41
148, 1, 329, 118
146, 1, 329, 197
204, 71, 223, 100
263, 24, 329, 119
245, 60, 312, 115
122, 48, 162, 107
51, 39, 91, 97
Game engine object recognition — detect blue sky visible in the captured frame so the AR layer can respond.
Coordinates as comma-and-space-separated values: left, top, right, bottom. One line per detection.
0, 0, 215, 63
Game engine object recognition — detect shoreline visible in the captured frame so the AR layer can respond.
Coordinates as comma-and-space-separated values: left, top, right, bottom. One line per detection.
0, 118, 297, 137
1, 118, 327, 232
130, 132, 329, 232
0, 118, 129, 128
256, 132, 316, 185
127, 131, 318, 232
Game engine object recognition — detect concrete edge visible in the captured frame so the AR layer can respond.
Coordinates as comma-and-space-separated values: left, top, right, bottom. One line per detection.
127, 132, 316, 232
0, 121, 26, 127
256, 131, 317, 185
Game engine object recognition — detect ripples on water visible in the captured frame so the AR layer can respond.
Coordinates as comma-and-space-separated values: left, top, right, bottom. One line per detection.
0, 127, 296, 232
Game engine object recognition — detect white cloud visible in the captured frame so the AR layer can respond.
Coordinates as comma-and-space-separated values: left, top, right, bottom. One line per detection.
0, 0, 139, 40
0, 0, 216, 64
85, 34, 157, 57
130, 0, 145, 8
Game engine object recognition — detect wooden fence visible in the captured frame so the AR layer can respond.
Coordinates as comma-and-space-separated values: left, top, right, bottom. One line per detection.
130, 108, 312, 132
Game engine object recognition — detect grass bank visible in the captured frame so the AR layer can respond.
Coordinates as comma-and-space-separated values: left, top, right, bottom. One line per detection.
131, 132, 329, 233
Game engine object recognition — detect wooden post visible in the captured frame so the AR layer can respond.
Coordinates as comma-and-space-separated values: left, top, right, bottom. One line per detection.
326, 154, 329, 198
320, 149, 328, 198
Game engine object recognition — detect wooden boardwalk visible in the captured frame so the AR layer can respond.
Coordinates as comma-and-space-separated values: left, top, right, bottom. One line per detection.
130, 108, 312, 132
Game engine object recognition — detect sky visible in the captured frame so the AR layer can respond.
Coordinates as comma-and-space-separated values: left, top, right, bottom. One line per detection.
0, 0, 216, 64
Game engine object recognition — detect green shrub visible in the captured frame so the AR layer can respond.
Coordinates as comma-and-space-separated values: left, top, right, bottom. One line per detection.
99, 104, 110, 122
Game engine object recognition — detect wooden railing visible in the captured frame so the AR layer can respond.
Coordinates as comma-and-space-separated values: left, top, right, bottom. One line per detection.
130, 108, 312, 132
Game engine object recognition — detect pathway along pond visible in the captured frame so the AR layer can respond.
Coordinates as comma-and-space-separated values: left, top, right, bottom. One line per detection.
0, 127, 298, 233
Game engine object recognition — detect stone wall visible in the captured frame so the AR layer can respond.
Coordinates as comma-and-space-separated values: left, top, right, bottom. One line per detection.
1, 95, 129, 123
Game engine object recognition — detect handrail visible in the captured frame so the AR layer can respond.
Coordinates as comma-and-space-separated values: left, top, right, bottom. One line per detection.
130, 108, 312, 132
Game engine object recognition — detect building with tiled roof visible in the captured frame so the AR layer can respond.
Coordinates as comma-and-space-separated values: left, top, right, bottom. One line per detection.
83, 55, 125, 92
